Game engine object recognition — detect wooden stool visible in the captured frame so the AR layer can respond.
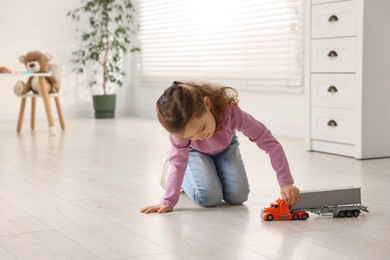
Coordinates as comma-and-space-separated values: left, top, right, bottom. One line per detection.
16, 65, 65, 135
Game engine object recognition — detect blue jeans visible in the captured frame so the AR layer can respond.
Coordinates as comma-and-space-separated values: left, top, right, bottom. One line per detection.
182, 136, 250, 207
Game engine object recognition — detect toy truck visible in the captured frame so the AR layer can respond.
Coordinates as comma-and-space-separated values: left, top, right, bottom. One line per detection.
261, 198, 309, 221
261, 187, 369, 221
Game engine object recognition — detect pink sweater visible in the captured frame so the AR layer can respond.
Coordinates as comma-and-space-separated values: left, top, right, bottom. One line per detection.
163, 105, 294, 208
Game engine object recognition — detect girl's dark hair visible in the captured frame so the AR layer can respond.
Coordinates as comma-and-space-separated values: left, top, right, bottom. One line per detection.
156, 81, 239, 134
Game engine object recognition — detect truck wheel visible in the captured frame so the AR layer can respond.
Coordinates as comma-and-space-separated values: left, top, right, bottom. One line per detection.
352, 210, 360, 217
346, 211, 353, 217
301, 213, 309, 220
338, 211, 346, 218
266, 215, 274, 221
292, 214, 299, 220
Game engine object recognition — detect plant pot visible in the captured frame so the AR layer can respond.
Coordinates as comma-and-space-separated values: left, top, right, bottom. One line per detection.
92, 95, 116, 119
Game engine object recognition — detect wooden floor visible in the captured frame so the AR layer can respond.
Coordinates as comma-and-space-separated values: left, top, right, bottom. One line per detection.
0, 117, 389, 260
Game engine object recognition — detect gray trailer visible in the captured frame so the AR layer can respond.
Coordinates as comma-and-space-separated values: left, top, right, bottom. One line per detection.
291, 187, 369, 218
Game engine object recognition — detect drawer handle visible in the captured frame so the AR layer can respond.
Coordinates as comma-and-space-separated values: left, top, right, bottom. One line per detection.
328, 50, 338, 57
327, 86, 338, 93
327, 120, 338, 127
328, 15, 339, 22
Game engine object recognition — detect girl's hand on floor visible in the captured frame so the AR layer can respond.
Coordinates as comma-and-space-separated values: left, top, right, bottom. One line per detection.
280, 184, 300, 205
140, 203, 173, 214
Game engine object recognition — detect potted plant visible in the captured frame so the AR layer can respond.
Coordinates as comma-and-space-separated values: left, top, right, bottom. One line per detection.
67, 0, 140, 118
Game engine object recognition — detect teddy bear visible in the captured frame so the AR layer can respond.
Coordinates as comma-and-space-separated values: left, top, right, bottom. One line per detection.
13, 51, 60, 95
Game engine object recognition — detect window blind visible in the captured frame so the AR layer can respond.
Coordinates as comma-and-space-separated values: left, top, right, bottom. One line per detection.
137, 0, 304, 92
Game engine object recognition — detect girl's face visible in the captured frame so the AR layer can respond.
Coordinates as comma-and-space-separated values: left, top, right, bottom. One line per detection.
180, 97, 216, 141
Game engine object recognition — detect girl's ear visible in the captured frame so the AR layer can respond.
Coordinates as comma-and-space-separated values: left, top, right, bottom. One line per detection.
203, 96, 212, 109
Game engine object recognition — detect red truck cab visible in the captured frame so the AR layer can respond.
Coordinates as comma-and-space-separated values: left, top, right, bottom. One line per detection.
261, 198, 309, 221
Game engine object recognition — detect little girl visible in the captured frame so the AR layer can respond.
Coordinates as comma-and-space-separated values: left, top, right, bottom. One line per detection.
141, 81, 300, 214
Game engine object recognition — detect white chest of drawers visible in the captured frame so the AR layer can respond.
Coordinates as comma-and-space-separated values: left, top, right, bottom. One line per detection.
304, 0, 390, 159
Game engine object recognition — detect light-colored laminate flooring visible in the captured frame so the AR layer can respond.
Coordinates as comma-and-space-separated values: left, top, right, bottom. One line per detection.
0, 117, 389, 260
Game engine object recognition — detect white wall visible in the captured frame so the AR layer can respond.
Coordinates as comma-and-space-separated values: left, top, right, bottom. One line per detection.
0, 0, 133, 123
238, 92, 304, 138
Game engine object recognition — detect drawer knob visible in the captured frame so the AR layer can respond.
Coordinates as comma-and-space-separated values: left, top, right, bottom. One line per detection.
328, 50, 338, 57
328, 15, 339, 22
327, 86, 338, 93
327, 120, 338, 127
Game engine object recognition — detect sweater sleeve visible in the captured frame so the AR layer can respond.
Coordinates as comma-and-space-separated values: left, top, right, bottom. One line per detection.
230, 105, 294, 186
162, 135, 190, 208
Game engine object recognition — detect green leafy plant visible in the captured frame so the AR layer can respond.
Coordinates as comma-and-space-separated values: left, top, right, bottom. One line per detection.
67, 0, 140, 95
